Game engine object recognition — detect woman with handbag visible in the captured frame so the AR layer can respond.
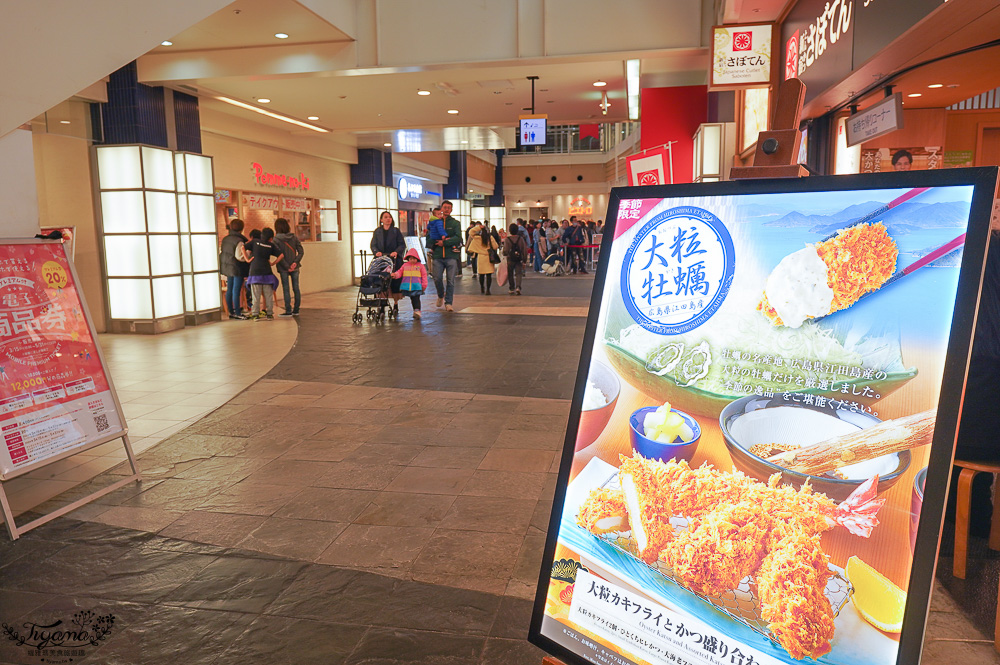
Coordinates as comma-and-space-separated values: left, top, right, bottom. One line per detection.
466, 225, 500, 295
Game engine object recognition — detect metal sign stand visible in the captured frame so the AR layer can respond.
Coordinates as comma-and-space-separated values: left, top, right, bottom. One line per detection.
0, 239, 141, 540
0, 436, 141, 539
729, 78, 809, 180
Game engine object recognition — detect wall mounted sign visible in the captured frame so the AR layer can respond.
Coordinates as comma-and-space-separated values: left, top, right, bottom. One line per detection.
569, 198, 594, 216
853, 0, 944, 67
846, 93, 904, 147
397, 177, 424, 200
711, 24, 773, 88
783, 0, 945, 102
241, 194, 280, 210
782, 0, 855, 101
214, 189, 232, 204
250, 162, 310, 190
281, 197, 311, 212
530, 167, 998, 665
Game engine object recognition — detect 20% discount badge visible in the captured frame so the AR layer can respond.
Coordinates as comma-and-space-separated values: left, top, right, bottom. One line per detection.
41, 261, 68, 289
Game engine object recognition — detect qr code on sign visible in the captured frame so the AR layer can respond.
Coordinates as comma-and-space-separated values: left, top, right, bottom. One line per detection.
94, 414, 109, 433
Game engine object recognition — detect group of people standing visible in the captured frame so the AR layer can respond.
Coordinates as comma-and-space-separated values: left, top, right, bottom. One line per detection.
219, 218, 305, 320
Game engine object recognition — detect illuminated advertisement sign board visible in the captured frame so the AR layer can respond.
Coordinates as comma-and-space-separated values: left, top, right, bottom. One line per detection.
531, 168, 998, 665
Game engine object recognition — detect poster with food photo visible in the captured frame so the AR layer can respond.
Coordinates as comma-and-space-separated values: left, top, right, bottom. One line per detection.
531, 169, 998, 665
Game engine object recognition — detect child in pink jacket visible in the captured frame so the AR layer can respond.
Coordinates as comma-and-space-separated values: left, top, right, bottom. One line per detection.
392, 248, 429, 319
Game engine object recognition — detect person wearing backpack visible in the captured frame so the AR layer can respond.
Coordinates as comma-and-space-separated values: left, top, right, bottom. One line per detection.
503, 222, 528, 295
219, 218, 249, 319
274, 218, 305, 316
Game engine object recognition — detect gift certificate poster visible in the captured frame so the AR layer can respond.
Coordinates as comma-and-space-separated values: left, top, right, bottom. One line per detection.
0, 242, 122, 476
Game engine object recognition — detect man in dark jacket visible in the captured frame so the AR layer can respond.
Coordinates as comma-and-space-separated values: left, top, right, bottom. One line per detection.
567, 218, 589, 274
219, 219, 249, 319
430, 200, 463, 311
274, 218, 305, 316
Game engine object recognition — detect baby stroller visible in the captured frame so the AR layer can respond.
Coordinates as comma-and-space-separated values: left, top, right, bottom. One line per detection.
541, 252, 567, 276
352, 255, 396, 324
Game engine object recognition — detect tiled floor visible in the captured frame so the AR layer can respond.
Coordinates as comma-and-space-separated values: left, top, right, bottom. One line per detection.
0, 272, 996, 664
2, 317, 296, 518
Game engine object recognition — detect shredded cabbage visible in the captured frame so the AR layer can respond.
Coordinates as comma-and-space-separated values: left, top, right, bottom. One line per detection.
614, 309, 906, 395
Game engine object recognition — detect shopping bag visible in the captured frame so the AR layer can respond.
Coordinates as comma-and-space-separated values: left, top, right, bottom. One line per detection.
496, 259, 508, 287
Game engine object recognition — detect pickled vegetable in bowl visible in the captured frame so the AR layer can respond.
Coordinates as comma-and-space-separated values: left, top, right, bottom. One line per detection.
605, 309, 917, 418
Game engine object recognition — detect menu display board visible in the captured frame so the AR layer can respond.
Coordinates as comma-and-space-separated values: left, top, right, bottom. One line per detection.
531, 169, 998, 665
0, 241, 125, 478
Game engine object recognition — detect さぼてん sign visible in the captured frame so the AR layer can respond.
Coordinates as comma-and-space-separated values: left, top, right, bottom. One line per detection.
711, 24, 773, 88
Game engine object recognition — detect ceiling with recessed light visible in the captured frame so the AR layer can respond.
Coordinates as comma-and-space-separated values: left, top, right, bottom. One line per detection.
137, 0, 711, 152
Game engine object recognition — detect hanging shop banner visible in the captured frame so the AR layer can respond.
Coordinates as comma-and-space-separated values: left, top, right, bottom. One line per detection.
710, 24, 773, 89
626, 148, 674, 187
530, 168, 998, 665
0, 241, 125, 478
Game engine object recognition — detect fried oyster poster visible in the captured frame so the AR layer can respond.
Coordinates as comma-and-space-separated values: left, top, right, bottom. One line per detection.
0, 242, 122, 477
535, 183, 980, 665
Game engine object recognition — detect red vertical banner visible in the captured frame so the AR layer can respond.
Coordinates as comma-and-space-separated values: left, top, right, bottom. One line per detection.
0, 241, 124, 477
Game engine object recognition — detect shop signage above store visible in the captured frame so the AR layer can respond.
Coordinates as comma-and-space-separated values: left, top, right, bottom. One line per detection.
710, 23, 773, 89
568, 198, 593, 216
782, 0, 854, 101
783, 0, 946, 103
397, 177, 424, 200
852, 0, 943, 67
250, 162, 310, 191
845, 92, 904, 147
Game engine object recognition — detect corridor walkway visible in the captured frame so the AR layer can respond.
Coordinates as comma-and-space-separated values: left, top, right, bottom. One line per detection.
0, 273, 994, 665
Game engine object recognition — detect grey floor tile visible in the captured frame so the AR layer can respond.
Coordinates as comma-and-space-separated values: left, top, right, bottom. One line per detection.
481, 637, 549, 665
212, 616, 368, 665
412, 529, 523, 578
410, 446, 489, 469
461, 470, 550, 500
384, 467, 475, 495
317, 524, 435, 571
161, 555, 304, 613
355, 493, 456, 527
158, 510, 267, 547
266, 566, 398, 624
373, 580, 502, 635
314, 462, 406, 490
274, 487, 377, 522
344, 627, 485, 665
237, 517, 348, 561
438, 496, 537, 534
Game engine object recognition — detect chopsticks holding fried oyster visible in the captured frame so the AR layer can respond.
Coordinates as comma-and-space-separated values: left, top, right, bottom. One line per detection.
766, 409, 936, 475
758, 187, 940, 328
577, 453, 885, 660
757, 222, 898, 328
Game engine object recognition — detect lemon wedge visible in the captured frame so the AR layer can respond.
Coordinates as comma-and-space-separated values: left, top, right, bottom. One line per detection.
847, 555, 907, 632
